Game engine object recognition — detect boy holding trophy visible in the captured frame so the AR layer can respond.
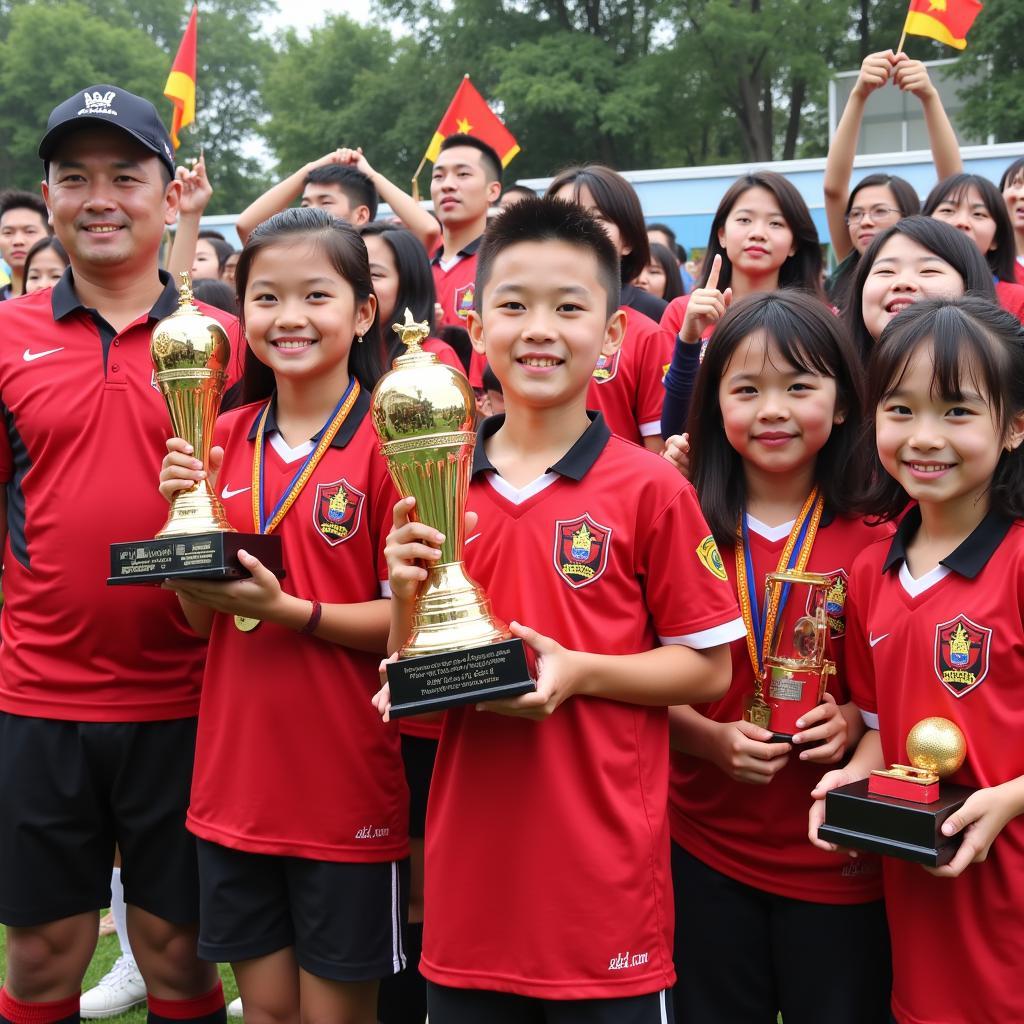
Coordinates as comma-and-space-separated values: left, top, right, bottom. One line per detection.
374, 197, 744, 1022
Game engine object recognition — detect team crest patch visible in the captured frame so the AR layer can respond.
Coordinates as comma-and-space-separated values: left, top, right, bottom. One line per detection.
554, 514, 612, 589
313, 478, 365, 546
811, 569, 848, 637
934, 614, 992, 697
592, 350, 620, 384
454, 283, 474, 320
696, 535, 727, 581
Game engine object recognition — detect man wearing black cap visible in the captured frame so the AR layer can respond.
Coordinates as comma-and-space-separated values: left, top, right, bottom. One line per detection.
0, 86, 231, 1024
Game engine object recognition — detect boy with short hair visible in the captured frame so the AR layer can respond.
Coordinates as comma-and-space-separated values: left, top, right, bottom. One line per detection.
0, 190, 50, 299
376, 197, 744, 1022
235, 147, 440, 251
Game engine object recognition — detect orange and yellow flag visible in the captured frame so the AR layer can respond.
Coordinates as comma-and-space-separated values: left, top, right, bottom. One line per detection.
163, 4, 198, 149
423, 76, 520, 168
901, 0, 983, 50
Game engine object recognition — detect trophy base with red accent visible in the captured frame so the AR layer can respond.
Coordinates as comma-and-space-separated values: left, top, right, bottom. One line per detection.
108, 533, 283, 585
818, 773, 974, 867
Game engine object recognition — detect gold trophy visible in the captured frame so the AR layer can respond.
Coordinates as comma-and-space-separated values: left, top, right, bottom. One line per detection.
108, 273, 282, 585
753, 569, 836, 742
371, 309, 534, 716
820, 717, 974, 866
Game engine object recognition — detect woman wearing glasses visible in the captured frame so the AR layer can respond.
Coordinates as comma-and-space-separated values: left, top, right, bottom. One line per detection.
823, 49, 962, 309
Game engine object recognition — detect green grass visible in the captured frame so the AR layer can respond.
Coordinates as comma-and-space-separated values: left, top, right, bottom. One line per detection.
0, 927, 239, 1023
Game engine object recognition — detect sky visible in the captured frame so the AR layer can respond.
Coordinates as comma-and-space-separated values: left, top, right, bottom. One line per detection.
265, 0, 394, 36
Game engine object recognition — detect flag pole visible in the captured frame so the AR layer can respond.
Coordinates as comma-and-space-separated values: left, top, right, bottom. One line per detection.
896, 26, 907, 52
411, 154, 427, 202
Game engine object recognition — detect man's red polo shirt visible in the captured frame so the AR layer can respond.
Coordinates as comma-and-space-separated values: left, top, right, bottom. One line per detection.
0, 270, 241, 722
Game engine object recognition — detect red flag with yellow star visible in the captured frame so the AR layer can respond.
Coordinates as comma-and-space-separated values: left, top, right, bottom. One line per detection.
901, 0, 982, 50
163, 3, 198, 149
423, 75, 520, 168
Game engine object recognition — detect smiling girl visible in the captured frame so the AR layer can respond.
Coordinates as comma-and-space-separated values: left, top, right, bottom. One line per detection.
811, 298, 1024, 1024
670, 292, 891, 1024
844, 216, 995, 357
159, 207, 407, 1024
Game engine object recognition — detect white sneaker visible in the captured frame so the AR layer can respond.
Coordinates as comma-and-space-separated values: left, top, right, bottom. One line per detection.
80, 953, 147, 1019
227, 996, 244, 1018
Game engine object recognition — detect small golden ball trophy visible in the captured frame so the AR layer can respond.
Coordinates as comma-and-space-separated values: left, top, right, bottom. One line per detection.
819, 717, 973, 866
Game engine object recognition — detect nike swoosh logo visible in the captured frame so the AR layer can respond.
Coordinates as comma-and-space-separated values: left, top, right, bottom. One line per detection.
869, 633, 890, 647
221, 485, 251, 499
23, 347, 64, 362
465, 533, 481, 545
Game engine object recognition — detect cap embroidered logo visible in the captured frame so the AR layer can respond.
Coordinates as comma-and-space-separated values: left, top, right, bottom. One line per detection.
79, 91, 117, 117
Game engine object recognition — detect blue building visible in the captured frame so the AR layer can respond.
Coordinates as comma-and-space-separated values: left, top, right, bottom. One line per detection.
517, 141, 1024, 263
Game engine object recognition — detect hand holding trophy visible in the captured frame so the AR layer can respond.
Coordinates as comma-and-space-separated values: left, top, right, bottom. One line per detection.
372, 310, 534, 716
108, 273, 283, 585
818, 717, 974, 866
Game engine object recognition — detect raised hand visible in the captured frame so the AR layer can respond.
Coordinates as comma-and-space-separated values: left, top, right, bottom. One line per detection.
680, 253, 733, 343
852, 50, 895, 99
175, 153, 213, 217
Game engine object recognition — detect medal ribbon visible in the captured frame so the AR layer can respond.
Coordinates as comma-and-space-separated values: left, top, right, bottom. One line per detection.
735, 488, 824, 680
250, 378, 361, 535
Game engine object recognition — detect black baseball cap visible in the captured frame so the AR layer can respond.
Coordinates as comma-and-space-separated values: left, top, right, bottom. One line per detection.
38, 85, 176, 179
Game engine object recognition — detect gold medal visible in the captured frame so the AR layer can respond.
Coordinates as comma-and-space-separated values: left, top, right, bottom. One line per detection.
234, 614, 261, 633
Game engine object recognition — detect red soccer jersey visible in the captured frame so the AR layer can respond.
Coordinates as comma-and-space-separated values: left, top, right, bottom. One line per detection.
586, 306, 672, 444
432, 239, 486, 387
0, 272, 241, 722
420, 413, 745, 999
670, 513, 887, 904
186, 390, 409, 862
995, 279, 1024, 323
845, 507, 1024, 1024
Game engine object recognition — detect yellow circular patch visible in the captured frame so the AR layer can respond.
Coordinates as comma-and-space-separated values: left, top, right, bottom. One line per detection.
696, 535, 728, 581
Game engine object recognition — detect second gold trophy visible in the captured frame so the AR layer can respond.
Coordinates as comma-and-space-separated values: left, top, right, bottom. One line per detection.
371, 311, 534, 717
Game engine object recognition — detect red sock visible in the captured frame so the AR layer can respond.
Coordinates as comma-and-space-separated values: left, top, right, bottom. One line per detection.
0, 988, 79, 1024
146, 982, 225, 1024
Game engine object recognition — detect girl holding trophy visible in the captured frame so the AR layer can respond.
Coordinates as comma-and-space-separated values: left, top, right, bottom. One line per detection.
810, 298, 1024, 1024
158, 208, 408, 1024
668, 292, 892, 1023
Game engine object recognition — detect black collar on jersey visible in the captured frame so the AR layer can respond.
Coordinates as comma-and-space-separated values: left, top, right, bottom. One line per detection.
471, 411, 611, 481
246, 385, 370, 449
52, 267, 179, 322
431, 234, 483, 266
882, 504, 1015, 579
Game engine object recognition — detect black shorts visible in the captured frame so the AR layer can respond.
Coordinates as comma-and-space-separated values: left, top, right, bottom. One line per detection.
0, 712, 200, 928
426, 984, 673, 1023
401, 734, 438, 839
197, 838, 409, 983
671, 843, 891, 1024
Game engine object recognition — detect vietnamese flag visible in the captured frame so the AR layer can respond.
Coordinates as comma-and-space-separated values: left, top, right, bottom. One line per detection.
163, 4, 198, 149
901, 0, 983, 50
423, 75, 520, 168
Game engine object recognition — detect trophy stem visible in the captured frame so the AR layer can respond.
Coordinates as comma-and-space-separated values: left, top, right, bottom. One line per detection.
157, 479, 235, 538
400, 561, 512, 658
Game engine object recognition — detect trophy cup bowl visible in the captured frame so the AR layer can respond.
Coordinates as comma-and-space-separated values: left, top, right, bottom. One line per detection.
108, 274, 282, 585
761, 569, 836, 743
818, 717, 974, 866
371, 310, 534, 717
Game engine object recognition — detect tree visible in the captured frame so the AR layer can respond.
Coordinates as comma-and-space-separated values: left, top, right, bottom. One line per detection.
0, 2, 166, 188
0, 0, 275, 213
950, 0, 1024, 145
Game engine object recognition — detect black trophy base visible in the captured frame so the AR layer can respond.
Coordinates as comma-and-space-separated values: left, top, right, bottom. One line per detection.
108, 532, 284, 586
818, 778, 974, 867
387, 638, 534, 718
